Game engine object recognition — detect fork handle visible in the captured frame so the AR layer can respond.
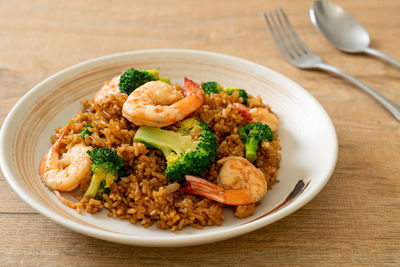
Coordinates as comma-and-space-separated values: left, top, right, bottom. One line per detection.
364, 47, 400, 69
316, 62, 400, 121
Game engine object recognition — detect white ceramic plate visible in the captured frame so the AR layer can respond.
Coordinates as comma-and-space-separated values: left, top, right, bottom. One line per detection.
0, 49, 337, 247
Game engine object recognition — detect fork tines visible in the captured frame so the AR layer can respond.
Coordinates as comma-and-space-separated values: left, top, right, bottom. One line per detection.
263, 8, 311, 62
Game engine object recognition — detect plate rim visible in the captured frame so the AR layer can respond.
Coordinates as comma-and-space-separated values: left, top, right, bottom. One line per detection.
0, 48, 338, 247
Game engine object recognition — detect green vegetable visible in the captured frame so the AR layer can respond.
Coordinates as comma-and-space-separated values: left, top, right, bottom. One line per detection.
117, 168, 129, 179
202, 81, 223, 95
78, 124, 93, 139
133, 118, 218, 183
119, 68, 171, 95
159, 76, 171, 84
238, 122, 274, 162
201, 81, 248, 105
224, 88, 248, 105
178, 118, 203, 134
94, 181, 111, 200
84, 147, 124, 198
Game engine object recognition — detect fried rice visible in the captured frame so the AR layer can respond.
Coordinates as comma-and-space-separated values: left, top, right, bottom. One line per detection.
49, 86, 281, 231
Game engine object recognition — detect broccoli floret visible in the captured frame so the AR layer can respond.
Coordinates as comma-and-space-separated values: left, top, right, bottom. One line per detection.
202, 81, 223, 95
201, 82, 248, 105
119, 68, 158, 95
133, 119, 218, 183
78, 124, 93, 139
119, 68, 171, 95
84, 147, 124, 198
238, 122, 274, 162
224, 88, 248, 105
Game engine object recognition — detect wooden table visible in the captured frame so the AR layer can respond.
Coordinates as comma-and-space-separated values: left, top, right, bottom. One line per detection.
1, 0, 399, 266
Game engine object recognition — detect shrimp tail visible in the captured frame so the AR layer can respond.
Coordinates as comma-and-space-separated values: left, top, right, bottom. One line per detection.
39, 123, 74, 176
182, 175, 225, 203
53, 123, 74, 151
182, 77, 201, 97
183, 174, 263, 206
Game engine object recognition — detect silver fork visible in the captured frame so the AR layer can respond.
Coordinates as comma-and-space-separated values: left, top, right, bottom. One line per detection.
263, 8, 400, 121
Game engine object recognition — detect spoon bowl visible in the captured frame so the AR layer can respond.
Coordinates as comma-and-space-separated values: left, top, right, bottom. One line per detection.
310, 0, 370, 53
310, 0, 400, 68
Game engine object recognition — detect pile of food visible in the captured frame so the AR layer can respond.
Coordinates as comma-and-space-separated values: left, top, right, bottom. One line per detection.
39, 68, 281, 231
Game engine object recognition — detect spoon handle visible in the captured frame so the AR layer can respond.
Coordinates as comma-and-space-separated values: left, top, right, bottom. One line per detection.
364, 47, 400, 68
315, 62, 400, 121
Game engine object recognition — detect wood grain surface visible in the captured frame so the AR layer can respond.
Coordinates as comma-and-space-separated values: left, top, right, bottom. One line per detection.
0, 0, 399, 266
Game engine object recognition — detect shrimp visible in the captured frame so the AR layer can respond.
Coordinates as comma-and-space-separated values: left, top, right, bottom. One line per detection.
122, 77, 203, 127
182, 156, 267, 205
249, 107, 280, 132
39, 123, 92, 191
92, 75, 123, 103
233, 103, 280, 132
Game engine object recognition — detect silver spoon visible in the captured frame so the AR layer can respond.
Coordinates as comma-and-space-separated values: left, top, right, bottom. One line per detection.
310, 0, 400, 68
